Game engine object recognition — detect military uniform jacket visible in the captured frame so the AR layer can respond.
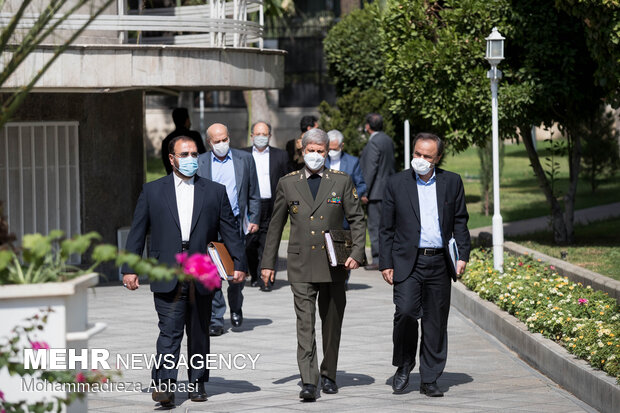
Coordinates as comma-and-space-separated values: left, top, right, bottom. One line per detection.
261, 168, 366, 283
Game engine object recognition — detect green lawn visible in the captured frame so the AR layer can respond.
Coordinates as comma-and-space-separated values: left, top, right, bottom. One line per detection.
442, 141, 620, 229
508, 217, 620, 281
147, 157, 167, 183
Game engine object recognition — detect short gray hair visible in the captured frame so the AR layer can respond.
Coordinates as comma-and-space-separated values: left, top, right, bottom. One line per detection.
251, 121, 271, 135
302, 128, 328, 150
327, 129, 344, 145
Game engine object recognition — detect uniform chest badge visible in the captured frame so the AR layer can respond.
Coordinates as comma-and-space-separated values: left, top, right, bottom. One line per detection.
327, 196, 342, 204
289, 201, 299, 214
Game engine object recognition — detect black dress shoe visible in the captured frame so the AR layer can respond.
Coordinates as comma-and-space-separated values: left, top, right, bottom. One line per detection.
321, 376, 338, 394
420, 381, 443, 397
251, 280, 259, 287
260, 284, 272, 292
152, 383, 175, 408
364, 264, 379, 271
392, 363, 414, 393
299, 383, 317, 401
231, 311, 243, 327
209, 325, 224, 336
189, 382, 208, 402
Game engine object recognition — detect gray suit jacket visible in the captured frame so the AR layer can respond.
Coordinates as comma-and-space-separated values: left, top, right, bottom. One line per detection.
197, 148, 261, 236
359, 131, 395, 200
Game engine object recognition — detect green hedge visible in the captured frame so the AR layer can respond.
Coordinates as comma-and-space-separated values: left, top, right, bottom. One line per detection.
462, 249, 620, 383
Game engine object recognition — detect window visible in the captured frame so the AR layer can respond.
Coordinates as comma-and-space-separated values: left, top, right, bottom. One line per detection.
0, 122, 81, 252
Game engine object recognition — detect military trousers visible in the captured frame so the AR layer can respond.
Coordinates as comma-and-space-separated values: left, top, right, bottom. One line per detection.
290, 280, 346, 386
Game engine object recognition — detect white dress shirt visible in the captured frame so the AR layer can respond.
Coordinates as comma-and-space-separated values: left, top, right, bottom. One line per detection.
173, 173, 194, 242
329, 154, 341, 171
252, 146, 272, 199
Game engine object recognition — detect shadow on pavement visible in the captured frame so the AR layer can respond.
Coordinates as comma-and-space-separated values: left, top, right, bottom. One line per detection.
229, 317, 273, 333
384, 371, 473, 394
272, 371, 374, 388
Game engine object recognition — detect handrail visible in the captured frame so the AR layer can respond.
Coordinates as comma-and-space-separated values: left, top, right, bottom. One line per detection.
0, 0, 264, 48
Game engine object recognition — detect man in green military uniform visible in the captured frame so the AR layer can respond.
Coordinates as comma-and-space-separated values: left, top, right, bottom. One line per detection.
261, 128, 366, 401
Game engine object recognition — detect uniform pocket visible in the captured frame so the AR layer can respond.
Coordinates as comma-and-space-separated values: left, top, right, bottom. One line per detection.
287, 245, 300, 254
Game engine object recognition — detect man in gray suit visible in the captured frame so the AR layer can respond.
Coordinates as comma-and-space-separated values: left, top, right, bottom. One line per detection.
198, 123, 260, 335
359, 113, 395, 270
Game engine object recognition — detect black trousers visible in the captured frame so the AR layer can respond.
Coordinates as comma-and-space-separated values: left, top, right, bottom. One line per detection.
246, 198, 274, 287
153, 281, 213, 383
392, 253, 451, 384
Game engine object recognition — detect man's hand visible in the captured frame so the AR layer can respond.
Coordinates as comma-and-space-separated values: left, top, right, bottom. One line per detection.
344, 257, 360, 270
122, 273, 139, 290
381, 268, 394, 285
261, 268, 275, 285
247, 223, 259, 234
456, 260, 467, 277
232, 271, 247, 283
361, 196, 369, 205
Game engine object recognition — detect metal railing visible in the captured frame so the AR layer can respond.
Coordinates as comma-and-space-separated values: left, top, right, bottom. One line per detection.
0, 0, 264, 48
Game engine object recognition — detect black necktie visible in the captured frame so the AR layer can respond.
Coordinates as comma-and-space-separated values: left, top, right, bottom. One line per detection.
307, 173, 321, 200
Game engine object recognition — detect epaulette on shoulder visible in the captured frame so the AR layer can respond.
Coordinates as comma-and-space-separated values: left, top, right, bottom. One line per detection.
285, 170, 302, 177
328, 169, 346, 175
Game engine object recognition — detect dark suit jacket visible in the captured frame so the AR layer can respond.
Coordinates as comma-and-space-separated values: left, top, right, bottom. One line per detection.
242, 145, 291, 199
161, 128, 207, 175
197, 148, 260, 237
123, 174, 247, 294
379, 168, 470, 282
325, 152, 367, 197
359, 131, 395, 200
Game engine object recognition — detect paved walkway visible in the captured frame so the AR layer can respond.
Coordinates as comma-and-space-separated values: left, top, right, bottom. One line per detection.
470, 201, 620, 237
88, 259, 596, 412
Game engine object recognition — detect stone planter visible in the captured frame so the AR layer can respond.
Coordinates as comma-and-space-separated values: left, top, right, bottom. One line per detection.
0, 273, 106, 412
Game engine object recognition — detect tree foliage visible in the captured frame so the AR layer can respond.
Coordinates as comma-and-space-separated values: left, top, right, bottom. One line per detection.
323, 2, 384, 95
579, 106, 620, 192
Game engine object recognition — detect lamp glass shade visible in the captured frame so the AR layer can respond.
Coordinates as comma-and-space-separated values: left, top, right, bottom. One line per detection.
485, 27, 505, 65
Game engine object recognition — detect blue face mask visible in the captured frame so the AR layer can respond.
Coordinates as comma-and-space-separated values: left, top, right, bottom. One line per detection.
176, 156, 198, 177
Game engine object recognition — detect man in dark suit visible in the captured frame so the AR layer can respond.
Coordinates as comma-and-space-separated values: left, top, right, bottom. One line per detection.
359, 113, 395, 270
325, 129, 367, 205
161, 107, 207, 175
261, 128, 366, 401
198, 123, 260, 335
286, 115, 318, 171
379, 132, 470, 397
123, 136, 247, 408
242, 121, 290, 291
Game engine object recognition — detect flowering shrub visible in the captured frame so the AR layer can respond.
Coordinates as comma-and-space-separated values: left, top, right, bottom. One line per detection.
462, 249, 620, 383
0, 308, 117, 412
175, 252, 220, 290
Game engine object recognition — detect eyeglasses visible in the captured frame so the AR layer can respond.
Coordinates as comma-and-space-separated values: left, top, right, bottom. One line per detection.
173, 152, 198, 158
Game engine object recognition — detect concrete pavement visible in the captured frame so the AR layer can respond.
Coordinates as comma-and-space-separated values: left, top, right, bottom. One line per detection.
87, 262, 596, 412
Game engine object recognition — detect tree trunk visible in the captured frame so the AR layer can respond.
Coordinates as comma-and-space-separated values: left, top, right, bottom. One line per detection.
520, 125, 569, 244
563, 128, 582, 244
243, 90, 271, 146
483, 186, 489, 216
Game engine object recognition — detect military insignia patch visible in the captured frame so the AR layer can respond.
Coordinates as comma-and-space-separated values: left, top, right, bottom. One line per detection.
291, 205, 298, 214
352, 187, 358, 199
332, 192, 336, 196
327, 196, 342, 204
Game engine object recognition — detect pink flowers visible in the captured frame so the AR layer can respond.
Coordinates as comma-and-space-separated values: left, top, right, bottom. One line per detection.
30, 341, 49, 350
549, 265, 556, 270
176, 252, 220, 291
75, 372, 86, 383
518, 261, 524, 267
0, 389, 5, 400
578, 298, 588, 305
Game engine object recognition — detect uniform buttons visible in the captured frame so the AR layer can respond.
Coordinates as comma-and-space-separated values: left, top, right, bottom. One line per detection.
320, 216, 324, 220
311, 245, 316, 250
310, 216, 314, 220
321, 245, 325, 249
321, 230, 325, 234
311, 230, 315, 235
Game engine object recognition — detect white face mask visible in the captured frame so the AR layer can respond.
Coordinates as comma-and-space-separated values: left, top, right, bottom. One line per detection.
212, 141, 229, 157
304, 152, 325, 171
253, 135, 269, 149
328, 149, 342, 160
411, 157, 433, 175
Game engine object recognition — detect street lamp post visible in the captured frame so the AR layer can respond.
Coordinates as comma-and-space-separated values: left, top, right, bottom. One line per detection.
486, 27, 505, 272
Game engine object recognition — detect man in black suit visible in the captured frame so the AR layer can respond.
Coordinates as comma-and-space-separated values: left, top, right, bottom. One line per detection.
161, 108, 207, 175
379, 132, 470, 397
359, 113, 395, 270
123, 136, 247, 408
286, 115, 318, 171
242, 121, 290, 291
